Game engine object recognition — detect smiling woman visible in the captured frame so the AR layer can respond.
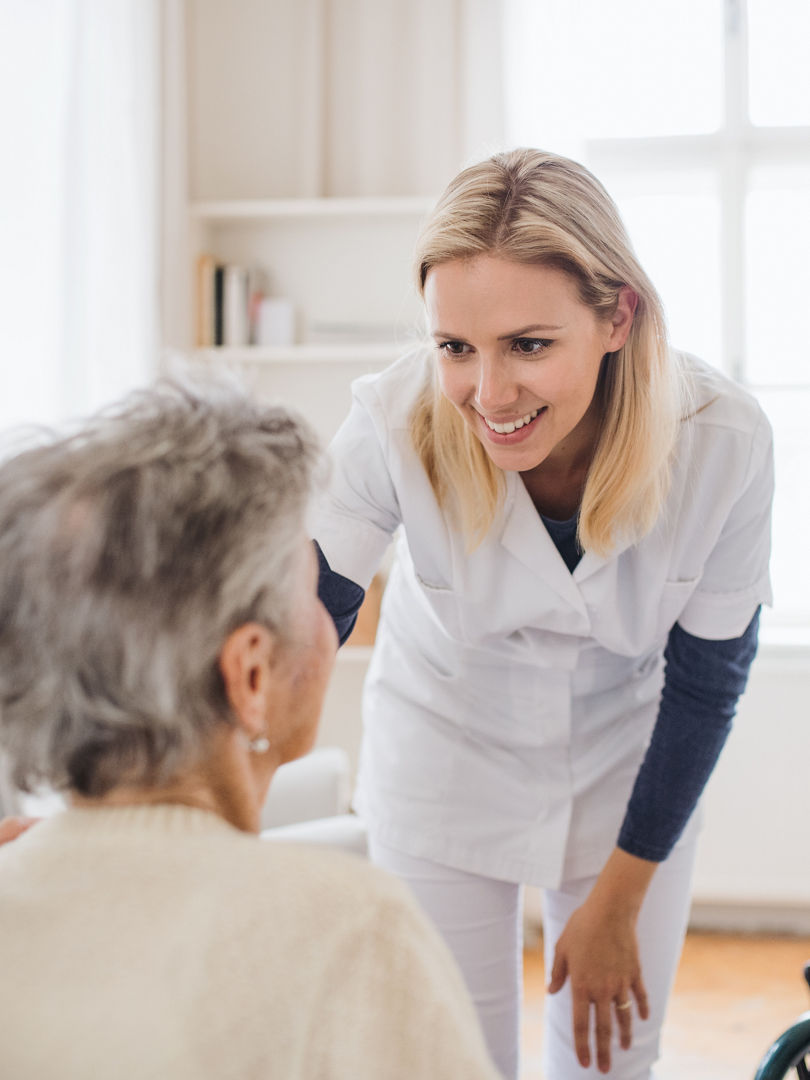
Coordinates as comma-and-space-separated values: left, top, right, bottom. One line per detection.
410, 151, 681, 557
314, 147, 772, 1080
425, 257, 637, 520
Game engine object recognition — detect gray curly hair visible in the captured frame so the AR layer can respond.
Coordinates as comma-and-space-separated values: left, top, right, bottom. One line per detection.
0, 376, 321, 797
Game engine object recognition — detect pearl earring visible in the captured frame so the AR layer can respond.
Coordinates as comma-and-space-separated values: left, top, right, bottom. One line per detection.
248, 736, 270, 754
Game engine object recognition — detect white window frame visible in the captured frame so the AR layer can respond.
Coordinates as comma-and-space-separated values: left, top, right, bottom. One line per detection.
581, 0, 809, 389
556, 0, 810, 643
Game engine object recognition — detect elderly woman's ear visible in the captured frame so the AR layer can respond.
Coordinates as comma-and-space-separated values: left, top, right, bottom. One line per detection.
219, 623, 278, 739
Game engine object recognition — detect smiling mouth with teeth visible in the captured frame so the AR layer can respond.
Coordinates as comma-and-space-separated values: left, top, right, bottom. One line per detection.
484, 408, 542, 435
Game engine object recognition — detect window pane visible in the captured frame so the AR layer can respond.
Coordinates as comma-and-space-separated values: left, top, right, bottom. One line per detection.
755, 388, 810, 632
599, 170, 723, 366
503, 0, 724, 149
746, 167, 810, 386
580, 0, 724, 138
748, 0, 810, 127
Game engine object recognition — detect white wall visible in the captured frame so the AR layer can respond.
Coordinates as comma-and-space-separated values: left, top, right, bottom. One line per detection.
690, 645, 810, 928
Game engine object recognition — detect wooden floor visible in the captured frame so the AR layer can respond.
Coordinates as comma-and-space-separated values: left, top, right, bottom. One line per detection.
521, 932, 810, 1079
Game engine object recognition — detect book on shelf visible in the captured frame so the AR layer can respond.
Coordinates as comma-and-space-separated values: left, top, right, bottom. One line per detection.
213, 266, 225, 346
246, 266, 266, 342
195, 255, 272, 348
224, 265, 248, 346
195, 254, 216, 347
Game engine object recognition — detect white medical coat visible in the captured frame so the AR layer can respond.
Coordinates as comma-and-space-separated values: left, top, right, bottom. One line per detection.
315, 350, 773, 887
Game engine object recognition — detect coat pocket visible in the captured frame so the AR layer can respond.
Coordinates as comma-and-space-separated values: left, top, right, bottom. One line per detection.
411, 570, 466, 643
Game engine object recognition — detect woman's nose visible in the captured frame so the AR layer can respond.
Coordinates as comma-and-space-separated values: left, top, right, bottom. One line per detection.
475, 357, 519, 414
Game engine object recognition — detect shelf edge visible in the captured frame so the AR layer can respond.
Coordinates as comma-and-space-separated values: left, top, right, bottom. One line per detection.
190, 196, 435, 221
192, 343, 412, 364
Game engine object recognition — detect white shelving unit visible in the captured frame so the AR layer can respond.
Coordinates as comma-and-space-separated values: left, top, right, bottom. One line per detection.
159, 1, 440, 778
185, 202, 429, 368
172, 188, 433, 452
163, 5, 438, 373
185, 198, 432, 362
160, 13, 431, 722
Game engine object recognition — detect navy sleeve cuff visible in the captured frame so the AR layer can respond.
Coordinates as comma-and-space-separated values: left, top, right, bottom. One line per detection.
314, 540, 366, 647
617, 608, 760, 862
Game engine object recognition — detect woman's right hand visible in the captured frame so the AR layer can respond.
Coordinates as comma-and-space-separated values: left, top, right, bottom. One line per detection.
0, 816, 39, 845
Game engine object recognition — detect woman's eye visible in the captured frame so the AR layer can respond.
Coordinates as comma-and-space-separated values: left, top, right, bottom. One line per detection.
513, 337, 552, 355
438, 341, 470, 358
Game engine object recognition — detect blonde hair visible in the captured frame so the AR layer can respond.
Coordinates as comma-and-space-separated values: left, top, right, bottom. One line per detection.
410, 148, 688, 555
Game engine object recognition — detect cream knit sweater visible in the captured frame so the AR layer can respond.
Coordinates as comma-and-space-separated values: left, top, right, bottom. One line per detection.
0, 804, 501, 1079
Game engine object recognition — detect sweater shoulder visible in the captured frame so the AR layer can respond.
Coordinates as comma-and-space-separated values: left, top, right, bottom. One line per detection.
224, 834, 422, 924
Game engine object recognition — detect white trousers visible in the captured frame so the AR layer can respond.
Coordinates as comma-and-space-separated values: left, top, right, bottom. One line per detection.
369, 826, 698, 1080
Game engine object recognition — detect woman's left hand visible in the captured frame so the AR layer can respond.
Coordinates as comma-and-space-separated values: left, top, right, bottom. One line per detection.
547, 896, 649, 1072
546, 847, 657, 1073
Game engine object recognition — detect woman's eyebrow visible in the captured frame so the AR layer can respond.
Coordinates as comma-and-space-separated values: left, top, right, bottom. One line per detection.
432, 323, 564, 340
497, 323, 564, 339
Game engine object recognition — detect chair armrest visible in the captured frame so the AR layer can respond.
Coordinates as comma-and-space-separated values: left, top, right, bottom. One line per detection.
259, 747, 352, 830
261, 813, 368, 858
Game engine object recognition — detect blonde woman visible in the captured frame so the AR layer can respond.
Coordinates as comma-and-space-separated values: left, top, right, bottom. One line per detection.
315, 149, 773, 1079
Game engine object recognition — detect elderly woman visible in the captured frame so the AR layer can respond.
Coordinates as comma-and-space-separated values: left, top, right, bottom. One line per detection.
0, 380, 500, 1080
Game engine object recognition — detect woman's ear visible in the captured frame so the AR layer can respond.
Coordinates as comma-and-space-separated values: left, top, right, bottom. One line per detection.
219, 622, 276, 737
606, 286, 638, 352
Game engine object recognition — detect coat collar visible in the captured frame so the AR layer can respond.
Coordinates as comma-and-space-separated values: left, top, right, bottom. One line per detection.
499, 473, 626, 611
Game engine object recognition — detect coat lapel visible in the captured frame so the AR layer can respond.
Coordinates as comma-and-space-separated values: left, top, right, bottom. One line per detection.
499, 473, 590, 619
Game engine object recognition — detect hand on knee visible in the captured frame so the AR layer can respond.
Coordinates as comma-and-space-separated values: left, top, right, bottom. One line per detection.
548, 901, 649, 1072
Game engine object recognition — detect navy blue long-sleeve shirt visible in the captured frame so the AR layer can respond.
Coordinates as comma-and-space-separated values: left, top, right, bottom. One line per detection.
315, 541, 366, 646
616, 608, 759, 860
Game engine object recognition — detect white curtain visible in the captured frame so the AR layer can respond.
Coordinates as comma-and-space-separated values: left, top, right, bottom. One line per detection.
0, 0, 160, 432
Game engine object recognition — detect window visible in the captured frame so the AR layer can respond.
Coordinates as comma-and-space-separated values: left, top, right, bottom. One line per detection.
504, 0, 810, 639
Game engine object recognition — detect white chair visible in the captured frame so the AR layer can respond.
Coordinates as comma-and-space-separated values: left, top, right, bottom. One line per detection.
259, 747, 368, 857
0, 746, 368, 858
